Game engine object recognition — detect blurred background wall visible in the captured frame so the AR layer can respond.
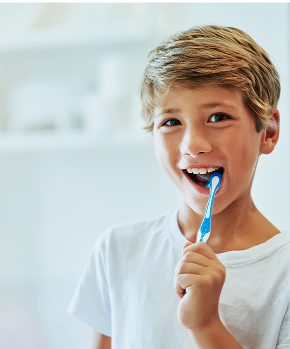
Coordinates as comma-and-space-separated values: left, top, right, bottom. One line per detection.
0, 3, 289, 348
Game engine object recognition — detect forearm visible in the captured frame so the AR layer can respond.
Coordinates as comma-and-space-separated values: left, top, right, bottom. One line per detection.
189, 317, 244, 349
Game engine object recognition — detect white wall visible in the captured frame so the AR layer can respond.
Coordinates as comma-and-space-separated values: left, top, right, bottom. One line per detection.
0, 3, 289, 348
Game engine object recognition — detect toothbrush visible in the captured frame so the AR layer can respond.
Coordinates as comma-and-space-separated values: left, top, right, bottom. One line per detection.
195, 172, 222, 243
183, 172, 222, 295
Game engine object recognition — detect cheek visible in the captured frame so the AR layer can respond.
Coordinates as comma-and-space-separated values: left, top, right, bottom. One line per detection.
153, 134, 179, 176
153, 134, 167, 161
228, 131, 260, 183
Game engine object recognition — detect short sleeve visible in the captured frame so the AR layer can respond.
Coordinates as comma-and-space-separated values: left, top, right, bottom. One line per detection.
68, 231, 111, 337
276, 302, 290, 348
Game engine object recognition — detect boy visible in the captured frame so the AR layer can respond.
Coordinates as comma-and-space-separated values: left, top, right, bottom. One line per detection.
68, 26, 290, 348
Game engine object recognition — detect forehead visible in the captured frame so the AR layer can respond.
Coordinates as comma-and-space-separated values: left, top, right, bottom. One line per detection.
154, 85, 245, 113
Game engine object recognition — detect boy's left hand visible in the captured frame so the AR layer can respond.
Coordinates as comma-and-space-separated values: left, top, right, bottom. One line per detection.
174, 241, 226, 331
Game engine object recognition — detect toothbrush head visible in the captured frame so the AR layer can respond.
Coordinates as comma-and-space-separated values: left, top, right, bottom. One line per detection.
210, 172, 222, 192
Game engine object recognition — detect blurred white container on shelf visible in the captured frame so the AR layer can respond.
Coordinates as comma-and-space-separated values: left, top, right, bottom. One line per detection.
7, 77, 85, 133
91, 53, 134, 133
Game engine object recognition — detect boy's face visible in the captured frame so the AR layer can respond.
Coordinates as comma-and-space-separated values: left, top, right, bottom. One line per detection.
153, 85, 265, 215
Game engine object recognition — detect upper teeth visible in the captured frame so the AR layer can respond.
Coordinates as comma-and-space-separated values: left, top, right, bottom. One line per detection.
187, 167, 219, 174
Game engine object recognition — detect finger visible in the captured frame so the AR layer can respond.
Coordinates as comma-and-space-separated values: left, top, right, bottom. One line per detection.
176, 251, 211, 270
175, 279, 186, 299
181, 241, 194, 258
174, 273, 202, 298
182, 241, 193, 251
174, 261, 206, 278
183, 241, 217, 260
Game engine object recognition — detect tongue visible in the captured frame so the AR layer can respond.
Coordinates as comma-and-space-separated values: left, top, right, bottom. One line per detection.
195, 173, 211, 186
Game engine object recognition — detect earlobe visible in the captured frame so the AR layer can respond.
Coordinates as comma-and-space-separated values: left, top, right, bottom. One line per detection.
259, 109, 280, 155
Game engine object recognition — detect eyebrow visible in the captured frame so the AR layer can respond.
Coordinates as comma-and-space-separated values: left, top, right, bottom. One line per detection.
202, 102, 236, 108
155, 102, 236, 117
155, 108, 181, 117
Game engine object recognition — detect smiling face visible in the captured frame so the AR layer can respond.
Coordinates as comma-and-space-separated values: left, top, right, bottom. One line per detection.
153, 85, 266, 216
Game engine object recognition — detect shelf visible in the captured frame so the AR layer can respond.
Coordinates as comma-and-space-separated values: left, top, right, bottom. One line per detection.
0, 25, 156, 154
0, 131, 152, 153
0, 27, 154, 53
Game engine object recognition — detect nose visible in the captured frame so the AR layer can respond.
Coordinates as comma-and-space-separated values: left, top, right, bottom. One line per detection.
180, 124, 213, 156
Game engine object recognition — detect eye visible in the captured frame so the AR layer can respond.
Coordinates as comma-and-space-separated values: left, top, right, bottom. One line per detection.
162, 118, 182, 126
209, 113, 232, 123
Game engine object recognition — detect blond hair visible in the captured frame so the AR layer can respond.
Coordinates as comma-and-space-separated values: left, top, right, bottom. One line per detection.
140, 25, 280, 132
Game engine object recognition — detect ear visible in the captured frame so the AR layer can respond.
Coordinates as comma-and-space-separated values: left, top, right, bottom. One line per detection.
259, 109, 280, 155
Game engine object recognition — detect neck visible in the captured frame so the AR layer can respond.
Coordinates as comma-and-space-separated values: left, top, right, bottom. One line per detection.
178, 193, 279, 253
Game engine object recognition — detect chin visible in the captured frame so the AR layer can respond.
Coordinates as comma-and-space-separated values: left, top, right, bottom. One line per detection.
185, 194, 228, 217
185, 198, 209, 216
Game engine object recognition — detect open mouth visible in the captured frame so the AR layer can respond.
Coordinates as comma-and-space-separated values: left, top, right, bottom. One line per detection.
184, 167, 224, 189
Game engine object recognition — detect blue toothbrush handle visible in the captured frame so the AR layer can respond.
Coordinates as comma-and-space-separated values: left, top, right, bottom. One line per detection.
197, 218, 211, 242
183, 172, 222, 295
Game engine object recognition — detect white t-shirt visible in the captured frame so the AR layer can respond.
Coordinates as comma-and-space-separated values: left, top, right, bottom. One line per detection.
68, 209, 290, 349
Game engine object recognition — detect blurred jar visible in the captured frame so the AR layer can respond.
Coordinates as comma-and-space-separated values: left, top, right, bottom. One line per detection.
91, 53, 133, 133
